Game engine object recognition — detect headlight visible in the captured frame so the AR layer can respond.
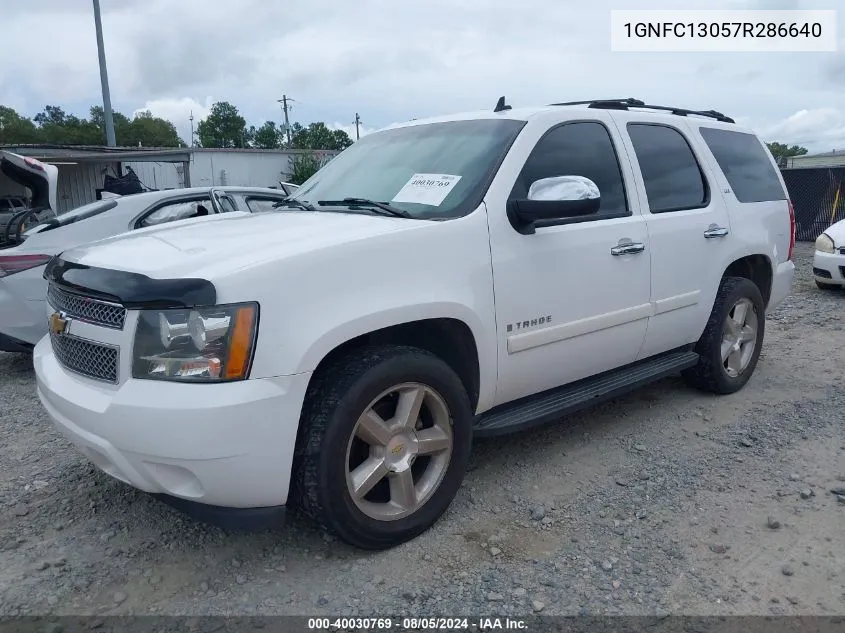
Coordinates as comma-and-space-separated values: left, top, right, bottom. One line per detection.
815, 233, 835, 254
132, 302, 259, 382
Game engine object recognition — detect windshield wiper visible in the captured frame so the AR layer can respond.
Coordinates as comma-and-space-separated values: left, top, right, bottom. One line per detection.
317, 198, 412, 218
273, 197, 316, 211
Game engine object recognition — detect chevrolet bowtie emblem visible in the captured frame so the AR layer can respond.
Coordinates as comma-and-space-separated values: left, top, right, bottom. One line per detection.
49, 311, 70, 336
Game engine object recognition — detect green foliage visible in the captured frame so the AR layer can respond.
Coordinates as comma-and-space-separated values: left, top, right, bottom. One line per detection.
249, 121, 283, 149
0, 100, 353, 152
0, 103, 184, 146
196, 101, 248, 148
289, 154, 323, 185
289, 121, 352, 151
766, 141, 808, 163
0, 106, 40, 144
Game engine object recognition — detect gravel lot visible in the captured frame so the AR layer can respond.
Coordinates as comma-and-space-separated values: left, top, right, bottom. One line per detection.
1, 242, 843, 618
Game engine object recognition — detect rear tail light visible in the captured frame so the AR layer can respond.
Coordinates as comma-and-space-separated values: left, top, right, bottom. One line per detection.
0, 254, 52, 278
23, 157, 45, 172
787, 200, 796, 261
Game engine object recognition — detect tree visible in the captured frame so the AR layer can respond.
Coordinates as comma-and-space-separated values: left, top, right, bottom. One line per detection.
33, 105, 101, 145
288, 154, 322, 185
767, 141, 808, 165
0, 106, 40, 144
126, 110, 183, 147
196, 101, 248, 148
289, 122, 352, 151
250, 121, 282, 149
89, 106, 132, 144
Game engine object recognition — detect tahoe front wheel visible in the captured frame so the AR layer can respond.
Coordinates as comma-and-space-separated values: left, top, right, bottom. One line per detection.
291, 345, 472, 549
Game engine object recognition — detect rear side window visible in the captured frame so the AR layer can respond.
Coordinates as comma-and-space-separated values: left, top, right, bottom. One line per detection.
627, 123, 708, 213
699, 127, 786, 203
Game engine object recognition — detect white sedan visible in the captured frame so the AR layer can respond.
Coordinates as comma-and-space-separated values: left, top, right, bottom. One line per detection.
813, 218, 845, 290
0, 186, 298, 352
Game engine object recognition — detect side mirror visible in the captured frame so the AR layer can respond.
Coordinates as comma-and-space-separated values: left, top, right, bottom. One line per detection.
507, 175, 601, 235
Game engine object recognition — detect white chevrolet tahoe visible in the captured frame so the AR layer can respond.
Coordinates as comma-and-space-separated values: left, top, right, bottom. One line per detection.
33, 98, 795, 550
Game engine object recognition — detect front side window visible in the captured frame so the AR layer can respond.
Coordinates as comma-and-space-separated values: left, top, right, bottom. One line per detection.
290, 119, 526, 219
627, 123, 708, 213
140, 198, 213, 227
509, 121, 629, 216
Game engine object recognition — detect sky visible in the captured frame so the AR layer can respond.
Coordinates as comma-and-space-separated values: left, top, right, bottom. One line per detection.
0, 0, 843, 153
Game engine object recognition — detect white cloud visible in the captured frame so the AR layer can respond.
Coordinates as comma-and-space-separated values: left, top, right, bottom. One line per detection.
758, 108, 845, 153
329, 121, 376, 141
134, 97, 213, 145
0, 0, 843, 156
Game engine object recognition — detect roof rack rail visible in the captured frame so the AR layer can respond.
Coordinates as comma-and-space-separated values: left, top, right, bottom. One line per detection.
548, 98, 735, 124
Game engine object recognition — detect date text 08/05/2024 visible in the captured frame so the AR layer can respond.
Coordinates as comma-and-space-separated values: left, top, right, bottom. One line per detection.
307, 616, 531, 630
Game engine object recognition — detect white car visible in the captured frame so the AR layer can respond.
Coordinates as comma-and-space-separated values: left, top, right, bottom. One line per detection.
0, 151, 59, 246
0, 186, 297, 352
33, 97, 795, 549
813, 219, 845, 290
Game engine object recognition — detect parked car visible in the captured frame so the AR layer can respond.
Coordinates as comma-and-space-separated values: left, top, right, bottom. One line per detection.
279, 182, 300, 195
0, 186, 297, 352
33, 97, 795, 549
0, 151, 59, 247
812, 219, 845, 289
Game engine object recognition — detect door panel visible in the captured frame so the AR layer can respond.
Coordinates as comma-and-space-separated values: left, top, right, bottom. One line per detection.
486, 115, 652, 406
613, 119, 733, 359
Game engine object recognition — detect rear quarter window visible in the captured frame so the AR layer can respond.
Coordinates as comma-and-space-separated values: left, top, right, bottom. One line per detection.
698, 127, 786, 203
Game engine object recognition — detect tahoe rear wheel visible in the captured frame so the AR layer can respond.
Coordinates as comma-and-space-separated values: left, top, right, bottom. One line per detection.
292, 345, 472, 549
683, 276, 766, 395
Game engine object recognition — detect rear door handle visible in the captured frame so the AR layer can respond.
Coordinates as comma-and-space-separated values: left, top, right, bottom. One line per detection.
704, 224, 729, 238
611, 239, 646, 256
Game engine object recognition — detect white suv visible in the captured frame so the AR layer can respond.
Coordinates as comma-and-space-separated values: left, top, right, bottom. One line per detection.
33, 98, 795, 549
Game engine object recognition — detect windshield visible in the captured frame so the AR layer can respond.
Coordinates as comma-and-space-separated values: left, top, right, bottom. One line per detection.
24, 198, 118, 235
291, 119, 526, 219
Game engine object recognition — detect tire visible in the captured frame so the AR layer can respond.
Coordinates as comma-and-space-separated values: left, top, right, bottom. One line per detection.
683, 276, 766, 395
816, 280, 840, 291
290, 344, 473, 549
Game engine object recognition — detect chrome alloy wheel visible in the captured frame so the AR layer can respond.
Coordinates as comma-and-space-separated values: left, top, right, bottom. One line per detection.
344, 382, 453, 521
720, 297, 758, 378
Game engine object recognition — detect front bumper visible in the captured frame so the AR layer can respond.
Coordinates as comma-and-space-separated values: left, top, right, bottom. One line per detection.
812, 249, 845, 286
34, 336, 312, 510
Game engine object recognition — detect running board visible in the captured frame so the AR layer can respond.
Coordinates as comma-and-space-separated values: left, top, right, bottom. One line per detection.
473, 348, 699, 437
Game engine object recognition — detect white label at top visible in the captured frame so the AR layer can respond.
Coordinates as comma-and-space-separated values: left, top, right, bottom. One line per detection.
391, 173, 462, 206
610, 10, 837, 52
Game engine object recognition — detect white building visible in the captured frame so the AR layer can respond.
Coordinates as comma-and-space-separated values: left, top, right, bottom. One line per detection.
0, 145, 338, 212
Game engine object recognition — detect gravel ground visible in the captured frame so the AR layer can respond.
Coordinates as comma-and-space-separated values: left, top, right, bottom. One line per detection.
1, 242, 843, 618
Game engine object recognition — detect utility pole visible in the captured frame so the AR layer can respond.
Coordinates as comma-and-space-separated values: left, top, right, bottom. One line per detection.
92, 0, 116, 147
278, 96, 292, 146
354, 113, 361, 140
189, 111, 195, 147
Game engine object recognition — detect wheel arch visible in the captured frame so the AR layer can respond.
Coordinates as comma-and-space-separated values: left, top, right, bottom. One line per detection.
299, 306, 489, 414
722, 253, 774, 308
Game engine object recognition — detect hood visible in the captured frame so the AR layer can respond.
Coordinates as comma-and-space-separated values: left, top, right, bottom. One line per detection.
824, 218, 845, 246
0, 151, 59, 212
58, 209, 426, 280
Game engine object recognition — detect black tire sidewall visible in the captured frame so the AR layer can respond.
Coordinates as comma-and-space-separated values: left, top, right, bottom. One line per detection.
704, 278, 766, 393
316, 351, 472, 549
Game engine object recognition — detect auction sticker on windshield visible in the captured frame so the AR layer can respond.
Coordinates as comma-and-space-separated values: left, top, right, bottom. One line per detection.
391, 173, 462, 206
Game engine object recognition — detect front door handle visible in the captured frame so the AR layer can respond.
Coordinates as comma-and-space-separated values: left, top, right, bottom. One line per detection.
611, 238, 646, 256
704, 224, 729, 238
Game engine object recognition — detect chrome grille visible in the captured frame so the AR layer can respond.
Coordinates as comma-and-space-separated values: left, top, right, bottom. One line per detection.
47, 285, 126, 330
50, 333, 119, 384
